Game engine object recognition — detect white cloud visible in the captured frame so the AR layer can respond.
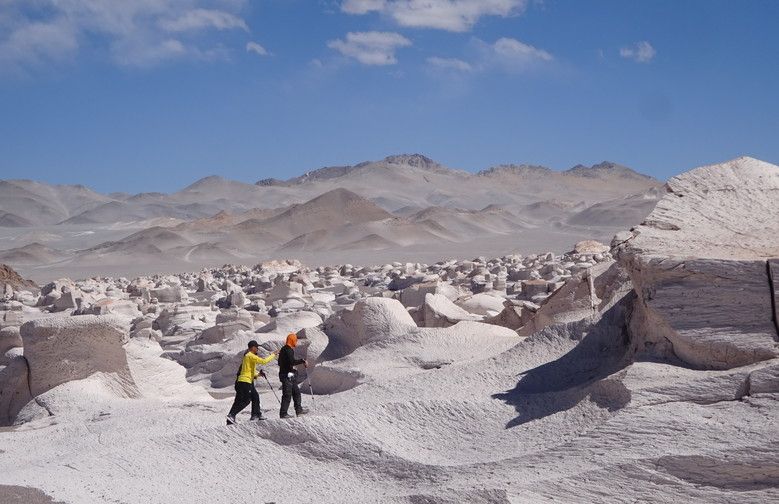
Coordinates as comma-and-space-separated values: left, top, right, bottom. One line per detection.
341, 0, 527, 32
246, 41, 269, 57
476, 37, 552, 72
0, 18, 78, 67
0, 0, 251, 70
620, 41, 655, 63
491, 37, 551, 62
328, 31, 411, 65
342, 0, 387, 14
428, 37, 552, 75
427, 56, 472, 72
160, 8, 248, 32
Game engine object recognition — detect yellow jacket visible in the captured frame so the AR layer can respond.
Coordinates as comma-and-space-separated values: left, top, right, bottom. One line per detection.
237, 351, 276, 384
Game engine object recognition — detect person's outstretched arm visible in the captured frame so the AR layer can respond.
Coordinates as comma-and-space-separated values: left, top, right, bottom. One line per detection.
250, 351, 277, 366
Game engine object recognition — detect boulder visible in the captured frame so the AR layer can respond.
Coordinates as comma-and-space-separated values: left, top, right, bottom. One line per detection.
573, 240, 610, 255
0, 355, 31, 426
422, 293, 482, 328
484, 299, 525, 331
267, 281, 305, 302
51, 290, 78, 312
79, 298, 141, 318
399, 281, 458, 308
150, 285, 187, 303
508, 268, 535, 281
0, 325, 22, 355
521, 280, 549, 298
192, 320, 253, 346
388, 275, 428, 291
322, 297, 416, 358
297, 326, 330, 367
228, 290, 247, 308
256, 311, 322, 335
455, 293, 506, 316
518, 261, 632, 337
748, 360, 779, 394
617, 157, 779, 369
153, 305, 213, 337
20, 315, 132, 397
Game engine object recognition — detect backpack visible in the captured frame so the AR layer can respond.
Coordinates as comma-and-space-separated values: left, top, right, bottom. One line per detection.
236, 350, 247, 379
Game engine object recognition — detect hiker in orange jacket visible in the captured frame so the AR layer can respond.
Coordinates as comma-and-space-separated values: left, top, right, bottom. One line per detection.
277, 333, 308, 418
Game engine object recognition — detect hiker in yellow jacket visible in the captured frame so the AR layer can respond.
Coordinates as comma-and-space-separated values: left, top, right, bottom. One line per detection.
226, 340, 276, 425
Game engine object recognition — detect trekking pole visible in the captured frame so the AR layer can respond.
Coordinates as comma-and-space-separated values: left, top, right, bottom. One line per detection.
262, 374, 281, 405
305, 371, 316, 410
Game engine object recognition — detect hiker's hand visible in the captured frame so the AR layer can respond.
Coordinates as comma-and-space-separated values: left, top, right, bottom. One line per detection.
304, 360, 308, 368
259, 369, 266, 378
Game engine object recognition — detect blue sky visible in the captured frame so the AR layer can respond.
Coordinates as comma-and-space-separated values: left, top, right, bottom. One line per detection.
1, 0, 777, 194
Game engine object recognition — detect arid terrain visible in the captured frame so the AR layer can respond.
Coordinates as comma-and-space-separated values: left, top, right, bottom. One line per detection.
0, 154, 661, 281
0, 157, 777, 504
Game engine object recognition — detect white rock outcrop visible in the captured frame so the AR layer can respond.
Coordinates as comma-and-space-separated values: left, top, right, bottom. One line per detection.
422, 293, 481, 328
20, 315, 133, 397
322, 297, 416, 358
617, 157, 779, 369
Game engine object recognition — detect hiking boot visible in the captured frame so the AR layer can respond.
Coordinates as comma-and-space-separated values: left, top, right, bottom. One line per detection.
279, 413, 292, 419
250, 415, 264, 421
226, 414, 236, 425
295, 408, 309, 416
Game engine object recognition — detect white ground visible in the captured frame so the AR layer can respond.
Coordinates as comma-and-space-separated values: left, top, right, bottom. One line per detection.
1, 319, 777, 504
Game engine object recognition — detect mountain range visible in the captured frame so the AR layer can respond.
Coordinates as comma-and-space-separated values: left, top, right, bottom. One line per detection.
0, 154, 662, 280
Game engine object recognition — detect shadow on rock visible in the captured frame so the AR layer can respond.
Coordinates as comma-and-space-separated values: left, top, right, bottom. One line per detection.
494, 296, 635, 428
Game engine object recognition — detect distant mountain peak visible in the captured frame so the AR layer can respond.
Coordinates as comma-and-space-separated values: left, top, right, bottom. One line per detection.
183, 175, 228, 191
564, 161, 655, 181
256, 154, 451, 187
383, 154, 440, 169
477, 164, 552, 177
256, 178, 284, 187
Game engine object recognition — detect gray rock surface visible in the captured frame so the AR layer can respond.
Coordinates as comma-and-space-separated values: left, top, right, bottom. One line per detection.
618, 157, 779, 369
20, 315, 133, 397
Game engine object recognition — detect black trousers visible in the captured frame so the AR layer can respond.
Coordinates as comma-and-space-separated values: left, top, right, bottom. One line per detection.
228, 381, 261, 418
279, 376, 302, 417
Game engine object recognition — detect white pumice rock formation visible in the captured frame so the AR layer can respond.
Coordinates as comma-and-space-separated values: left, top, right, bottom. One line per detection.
422, 293, 483, 328
616, 157, 779, 369
1, 158, 779, 503
20, 315, 133, 398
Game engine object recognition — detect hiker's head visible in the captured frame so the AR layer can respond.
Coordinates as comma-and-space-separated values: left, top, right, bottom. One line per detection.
286, 333, 297, 348
247, 340, 259, 354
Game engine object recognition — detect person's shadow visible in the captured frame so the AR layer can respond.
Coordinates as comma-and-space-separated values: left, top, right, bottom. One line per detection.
493, 295, 635, 428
